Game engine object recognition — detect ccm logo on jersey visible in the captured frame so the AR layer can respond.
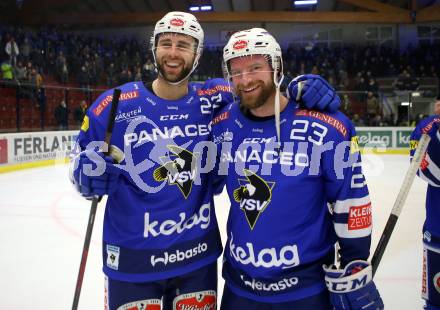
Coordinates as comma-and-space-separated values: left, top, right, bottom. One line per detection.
93, 91, 139, 116
160, 114, 189, 121
173, 290, 216, 310
348, 203, 372, 230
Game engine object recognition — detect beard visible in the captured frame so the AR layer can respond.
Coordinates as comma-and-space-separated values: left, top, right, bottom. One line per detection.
156, 61, 193, 83
237, 81, 276, 110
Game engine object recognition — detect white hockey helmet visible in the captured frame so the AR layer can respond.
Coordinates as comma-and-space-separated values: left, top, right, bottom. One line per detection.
223, 28, 285, 146
223, 28, 284, 85
151, 11, 204, 84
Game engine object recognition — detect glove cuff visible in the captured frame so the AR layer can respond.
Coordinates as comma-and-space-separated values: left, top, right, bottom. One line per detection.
324, 260, 373, 293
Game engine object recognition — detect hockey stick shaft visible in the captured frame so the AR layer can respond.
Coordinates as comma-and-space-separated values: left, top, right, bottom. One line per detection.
371, 133, 431, 277
72, 88, 121, 310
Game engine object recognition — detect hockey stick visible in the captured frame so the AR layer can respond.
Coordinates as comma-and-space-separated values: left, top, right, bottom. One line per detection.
371, 133, 431, 277
72, 88, 121, 310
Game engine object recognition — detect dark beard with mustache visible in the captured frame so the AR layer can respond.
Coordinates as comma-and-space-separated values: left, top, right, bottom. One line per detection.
156, 61, 192, 83
238, 81, 276, 110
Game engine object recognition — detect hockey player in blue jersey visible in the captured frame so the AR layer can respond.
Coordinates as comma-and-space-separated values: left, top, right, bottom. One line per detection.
213, 28, 384, 309
409, 98, 440, 310
70, 11, 343, 310
71, 11, 226, 310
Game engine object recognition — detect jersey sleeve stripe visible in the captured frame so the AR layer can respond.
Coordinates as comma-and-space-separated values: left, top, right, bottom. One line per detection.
332, 196, 371, 214
334, 223, 372, 239
426, 153, 440, 182
418, 153, 440, 187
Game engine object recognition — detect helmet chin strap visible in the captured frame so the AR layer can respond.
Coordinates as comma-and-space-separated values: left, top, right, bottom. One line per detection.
273, 70, 284, 149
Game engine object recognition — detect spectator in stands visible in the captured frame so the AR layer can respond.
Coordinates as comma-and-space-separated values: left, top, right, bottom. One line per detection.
118, 68, 130, 84
93, 52, 104, 82
54, 99, 68, 130
370, 114, 387, 127
141, 58, 154, 82
13, 60, 26, 83
395, 69, 419, 90
28, 67, 43, 107
134, 66, 142, 81
29, 67, 43, 89
366, 91, 381, 125
1, 60, 13, 81
367, 77, 379, 95
352, 113, 365, 126
417, 65, 427, 77
77, 65, 90, 89
19, 37, 31, 63
74, 100, 88, 126
340, 93, 351, 116
1, 24, 439, 99
337, 69, 349, 90
354, 73, 368, 91
106, 62, 117, 87
55, 51, 69, 84
5, 36, 19, 66
36, 87, 46, 112
429, 65, 438, 78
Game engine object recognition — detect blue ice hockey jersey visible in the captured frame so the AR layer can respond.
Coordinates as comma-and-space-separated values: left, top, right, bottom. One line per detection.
72, 79, 232, 282
410, 115, 440, 239
212, 101, 372, 302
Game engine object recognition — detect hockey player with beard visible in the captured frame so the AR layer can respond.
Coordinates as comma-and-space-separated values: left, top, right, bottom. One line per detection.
70, 12, 342, 310
409, 97, 440, 310
213, 28, 384, 309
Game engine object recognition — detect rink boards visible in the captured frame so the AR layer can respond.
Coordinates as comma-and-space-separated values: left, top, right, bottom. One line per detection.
0, 127, 413, 173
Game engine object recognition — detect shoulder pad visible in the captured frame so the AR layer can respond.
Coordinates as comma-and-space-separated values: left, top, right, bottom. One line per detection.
294, 109, 351, 139
197, 78, 232, 96
418, 115, 440, 133
91, 83, 141, 117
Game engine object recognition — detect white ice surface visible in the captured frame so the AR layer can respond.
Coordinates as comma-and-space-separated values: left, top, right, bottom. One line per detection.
0, 154, 427, 309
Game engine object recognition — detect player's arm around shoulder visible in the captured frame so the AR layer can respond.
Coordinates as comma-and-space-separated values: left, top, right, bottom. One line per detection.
410, 115, 440, 186
198, 78, 234, 114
